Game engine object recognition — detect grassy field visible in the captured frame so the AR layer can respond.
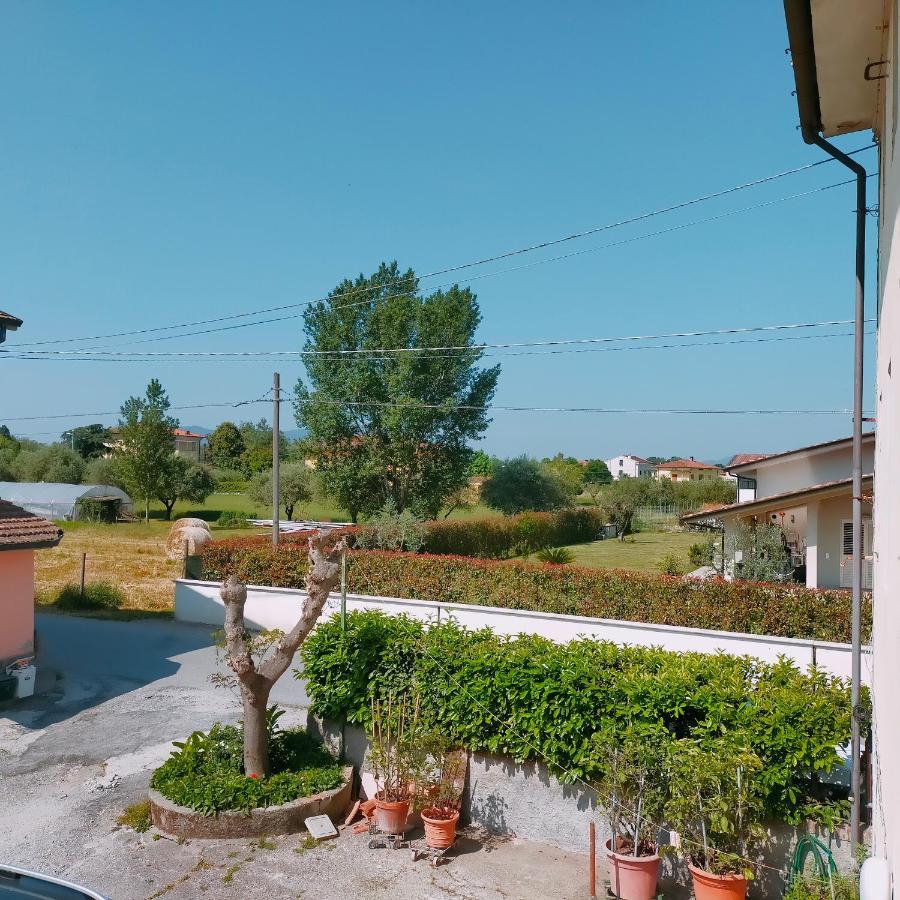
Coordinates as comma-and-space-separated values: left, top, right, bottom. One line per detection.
34, 494, 504, 614
561, 530, 702, 573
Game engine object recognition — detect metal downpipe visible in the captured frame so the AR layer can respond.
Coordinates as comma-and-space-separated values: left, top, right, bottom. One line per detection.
810, 134, 866, 857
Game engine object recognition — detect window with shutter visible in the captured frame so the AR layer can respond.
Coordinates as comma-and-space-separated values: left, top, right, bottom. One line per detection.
843, 521, 853, 555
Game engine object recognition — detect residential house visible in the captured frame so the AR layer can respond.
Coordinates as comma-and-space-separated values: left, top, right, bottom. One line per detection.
172, 429, 206, 463
780, 0, 900, 873
0, 500, 62, 695
104, 427, 206, 463
682, 434, 875, 590
654, 458, 723, 482
604, 454, 654, 480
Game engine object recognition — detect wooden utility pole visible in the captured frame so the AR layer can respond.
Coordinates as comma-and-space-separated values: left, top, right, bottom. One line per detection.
272, 372, 280, 546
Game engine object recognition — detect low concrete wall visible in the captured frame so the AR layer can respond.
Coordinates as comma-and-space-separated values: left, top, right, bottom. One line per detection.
175, 579, 870, 683
307, 717, 858, 899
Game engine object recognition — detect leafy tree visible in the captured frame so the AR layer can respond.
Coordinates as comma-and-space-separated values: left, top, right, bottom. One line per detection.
293, 261, 500, 521
248, 462, 313, 520
599, 477, 657, 540
12, 444, 85, 484
156, 456, 216, 519
583, 459, 612, 485
481, 457, 570, 515
61, 424, 110, 460
541, 453, 585, 500
113, 379, 178, 521
467, 450, 495, 477
238, 419, 287, 474
725, 522, 792, 583
207, 422, 246, 470
83, 456, 126, 487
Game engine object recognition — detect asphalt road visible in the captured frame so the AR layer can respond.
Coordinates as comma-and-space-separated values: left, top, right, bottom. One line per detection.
0, 614, 582, 899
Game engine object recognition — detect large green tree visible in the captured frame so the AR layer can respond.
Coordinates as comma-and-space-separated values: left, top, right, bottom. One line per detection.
583, 459, 612, 485
156, 456, 216, 519
61, 424, 110, 460
207, 421, 246, 470
248, 462, 312, 520
481, 456, 570, 515
11, 444, 85, 484
114, 379, 178, 521
293, 262, 500, 521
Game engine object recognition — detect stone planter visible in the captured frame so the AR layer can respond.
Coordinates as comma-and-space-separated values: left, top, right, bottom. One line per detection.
149, 765, 353, 839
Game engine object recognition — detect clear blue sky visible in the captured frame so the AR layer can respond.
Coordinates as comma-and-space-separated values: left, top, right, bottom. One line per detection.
0, 1, 878, 462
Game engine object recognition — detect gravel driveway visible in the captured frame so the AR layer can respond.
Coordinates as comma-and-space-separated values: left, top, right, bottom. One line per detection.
0, 614, 584, 899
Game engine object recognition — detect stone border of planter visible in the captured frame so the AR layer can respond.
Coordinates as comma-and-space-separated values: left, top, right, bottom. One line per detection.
148, 765, 354, 839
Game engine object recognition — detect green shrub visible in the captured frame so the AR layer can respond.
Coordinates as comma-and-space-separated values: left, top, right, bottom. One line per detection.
535, 546, 575, 564
657, 552, 684, 576
150, 720, 343, 815
202, 542, 868, 643
55, 581, 125, 611
299, 612, 853, 826
688, 539, 716, 568
784, 874, 859, 900
216, 510, 254, 529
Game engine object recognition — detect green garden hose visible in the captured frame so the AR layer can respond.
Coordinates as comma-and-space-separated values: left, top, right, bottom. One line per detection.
788, 834, 838, 895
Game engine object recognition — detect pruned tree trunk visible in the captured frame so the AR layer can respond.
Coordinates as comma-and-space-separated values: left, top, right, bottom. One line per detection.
220, 531, 346, 776
241, 682, 271, 777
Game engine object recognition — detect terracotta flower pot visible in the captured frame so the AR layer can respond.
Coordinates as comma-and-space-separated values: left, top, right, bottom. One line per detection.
604, 840, 660, 900
688, 863, 748, 900
421, 808, 460, 849
373, 794, 410, 835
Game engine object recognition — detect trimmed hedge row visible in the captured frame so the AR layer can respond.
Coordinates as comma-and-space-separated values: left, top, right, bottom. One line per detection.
201, 542, 868, 643
299, 611, 853, 825
250, 508, 606, 559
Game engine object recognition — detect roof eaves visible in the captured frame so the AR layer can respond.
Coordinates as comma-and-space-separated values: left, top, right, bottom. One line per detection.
783, 0, 823, 143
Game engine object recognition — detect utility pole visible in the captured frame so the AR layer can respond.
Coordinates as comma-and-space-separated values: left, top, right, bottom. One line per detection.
272, 372, 280, 546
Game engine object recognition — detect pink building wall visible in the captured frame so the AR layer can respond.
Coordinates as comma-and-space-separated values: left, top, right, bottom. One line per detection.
0, 549, 35, 664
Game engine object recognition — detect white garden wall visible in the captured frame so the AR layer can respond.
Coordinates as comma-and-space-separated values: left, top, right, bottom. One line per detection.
174, 579, 870, 683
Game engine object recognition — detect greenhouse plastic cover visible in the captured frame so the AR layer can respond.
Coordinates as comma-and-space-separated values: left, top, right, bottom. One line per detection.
0, 482, 133, 521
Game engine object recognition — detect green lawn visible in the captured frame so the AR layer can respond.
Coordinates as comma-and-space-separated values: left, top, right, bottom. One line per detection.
561, 530, 703, 574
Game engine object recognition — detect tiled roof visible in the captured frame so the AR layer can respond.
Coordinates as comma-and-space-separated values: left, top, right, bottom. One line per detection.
727, 432, 875, 472
0, 310, 23, 327
0, 500, 63, 550
172, 429, 205, 438
727, 453, 768, 467
656, 458, 721, 470
681, 474, 874, 522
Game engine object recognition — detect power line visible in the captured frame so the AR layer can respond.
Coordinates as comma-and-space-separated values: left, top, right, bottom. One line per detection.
58, 173, 878, 352
11, 147, 875, 351
3, 318, 875, 359
1, 397, 863, 425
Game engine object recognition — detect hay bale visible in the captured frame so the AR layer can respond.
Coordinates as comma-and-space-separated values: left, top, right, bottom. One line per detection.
166, 518, 212, 560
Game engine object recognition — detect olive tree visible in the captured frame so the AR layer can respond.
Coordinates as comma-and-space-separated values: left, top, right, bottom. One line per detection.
221, 531, 346, 777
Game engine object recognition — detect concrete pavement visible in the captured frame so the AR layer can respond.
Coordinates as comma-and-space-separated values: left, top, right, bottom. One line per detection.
0, 614, 585, 899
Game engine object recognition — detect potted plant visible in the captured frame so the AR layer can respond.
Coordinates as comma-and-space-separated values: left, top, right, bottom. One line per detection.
593, 727, 668, 900
665, 740, 767, 900
368, 693, 428, 835
419, 744, 467, 850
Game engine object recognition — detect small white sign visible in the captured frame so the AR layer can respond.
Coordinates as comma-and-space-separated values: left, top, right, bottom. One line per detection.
305, 815, 338, 840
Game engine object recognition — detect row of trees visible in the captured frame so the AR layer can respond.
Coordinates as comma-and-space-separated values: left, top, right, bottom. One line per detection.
478, 456, 735, 535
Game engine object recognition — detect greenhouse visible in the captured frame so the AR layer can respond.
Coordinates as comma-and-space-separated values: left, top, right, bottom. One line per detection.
0, 482, 133, 522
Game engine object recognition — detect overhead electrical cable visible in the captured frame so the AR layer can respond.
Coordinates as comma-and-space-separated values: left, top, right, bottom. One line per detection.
3, 317, 874, 358
11, 148, 876, 351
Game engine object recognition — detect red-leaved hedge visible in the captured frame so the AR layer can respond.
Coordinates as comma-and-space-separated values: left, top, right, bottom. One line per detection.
200, 541, 868, 644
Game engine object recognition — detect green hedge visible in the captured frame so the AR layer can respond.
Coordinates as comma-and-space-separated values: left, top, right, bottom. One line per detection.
251, 508, 605, 558
202, 542, 867, 643
299, 612, 852, 825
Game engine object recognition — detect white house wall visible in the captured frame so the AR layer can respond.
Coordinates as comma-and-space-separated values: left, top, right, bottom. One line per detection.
873, 0, 900, 875
748, 441, 874, 498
